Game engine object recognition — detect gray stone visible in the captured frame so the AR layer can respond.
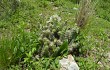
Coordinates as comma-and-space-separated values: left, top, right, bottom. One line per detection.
59, 55, 79, 70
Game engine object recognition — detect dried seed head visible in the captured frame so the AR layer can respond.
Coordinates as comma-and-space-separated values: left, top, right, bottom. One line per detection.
46, 29, 51, 34
50, 42, 54, 47
49, 23, 54, 28
43, 37, 49, 42
58, 31, 62, 35
49, 14, 61, 22
57, 40, 63, 45
68, 46, 73, 52
52, 29, 56, 33
54, 38, 57, 43
43, 26, 48, 30
42, 30, 46, 34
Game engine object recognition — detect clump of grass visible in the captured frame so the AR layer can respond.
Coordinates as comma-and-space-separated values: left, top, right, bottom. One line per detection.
36, 14, 79, 57
76, 0, 93, 27
0, 22, 39, 69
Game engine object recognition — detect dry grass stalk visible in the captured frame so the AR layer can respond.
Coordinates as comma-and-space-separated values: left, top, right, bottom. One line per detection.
76, 0, 92, 27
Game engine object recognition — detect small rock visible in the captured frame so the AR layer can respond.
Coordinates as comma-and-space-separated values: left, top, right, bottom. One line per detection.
59, 54, 79, 70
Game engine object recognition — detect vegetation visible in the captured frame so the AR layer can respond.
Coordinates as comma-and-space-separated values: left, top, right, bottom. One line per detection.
0, 0, 110, 70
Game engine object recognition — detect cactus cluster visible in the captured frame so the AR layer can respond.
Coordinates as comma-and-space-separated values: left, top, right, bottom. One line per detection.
38, 14, 79, 57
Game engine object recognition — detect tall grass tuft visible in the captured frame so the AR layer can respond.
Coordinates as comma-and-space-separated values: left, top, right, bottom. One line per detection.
76, 0, 93, 27
0, 22, 38, 69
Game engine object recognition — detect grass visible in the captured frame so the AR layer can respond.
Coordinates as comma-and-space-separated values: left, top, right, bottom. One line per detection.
0, 0, 110, 70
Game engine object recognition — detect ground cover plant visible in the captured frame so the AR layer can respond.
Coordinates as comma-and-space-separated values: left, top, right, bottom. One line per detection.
0, 0, 110, 70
